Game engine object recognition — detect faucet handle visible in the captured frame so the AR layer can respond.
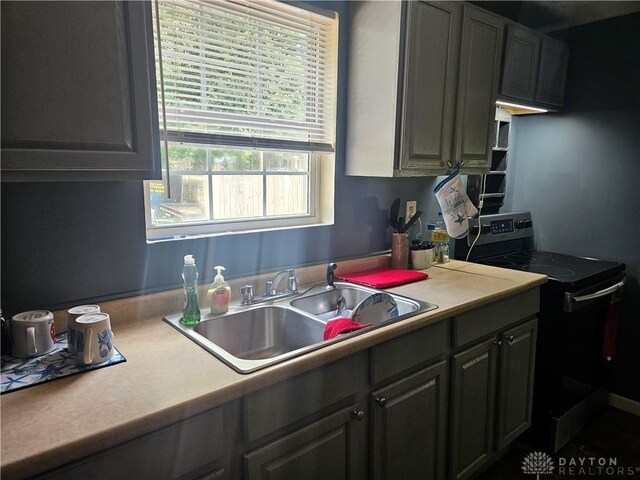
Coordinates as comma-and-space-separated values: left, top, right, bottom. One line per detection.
241, 285, 254, 304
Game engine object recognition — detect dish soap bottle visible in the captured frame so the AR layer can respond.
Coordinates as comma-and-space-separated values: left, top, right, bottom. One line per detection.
181, 254, 201, 325
208, 266, 231, 315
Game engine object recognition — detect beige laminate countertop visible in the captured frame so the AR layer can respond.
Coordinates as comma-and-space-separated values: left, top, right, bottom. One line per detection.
0, 260, 546, 479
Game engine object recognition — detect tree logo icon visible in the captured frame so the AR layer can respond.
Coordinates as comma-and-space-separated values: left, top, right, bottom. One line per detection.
522, 451, 555, 479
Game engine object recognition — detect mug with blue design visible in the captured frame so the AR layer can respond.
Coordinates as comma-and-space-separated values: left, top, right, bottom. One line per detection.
67, 305, 100, 354
74, 313, 114, 366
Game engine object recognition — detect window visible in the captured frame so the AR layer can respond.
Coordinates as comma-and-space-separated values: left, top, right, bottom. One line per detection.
145, 0, 338, 241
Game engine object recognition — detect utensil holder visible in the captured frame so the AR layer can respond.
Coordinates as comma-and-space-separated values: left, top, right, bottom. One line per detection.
391, 233, 409, 269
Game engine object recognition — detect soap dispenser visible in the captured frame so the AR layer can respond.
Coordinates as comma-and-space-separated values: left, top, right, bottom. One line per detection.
208, 266, 231, 315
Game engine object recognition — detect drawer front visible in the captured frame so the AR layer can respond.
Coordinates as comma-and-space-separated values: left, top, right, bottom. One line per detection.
40, 407, 225, 480
244, 352, 367, 443
371, 321, 448, 385
453, 288, 539, 348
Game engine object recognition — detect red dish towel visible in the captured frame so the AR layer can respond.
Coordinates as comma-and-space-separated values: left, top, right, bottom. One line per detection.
324, 318, 372, 341
603, 295, 622, 360
337, 267, 428, 289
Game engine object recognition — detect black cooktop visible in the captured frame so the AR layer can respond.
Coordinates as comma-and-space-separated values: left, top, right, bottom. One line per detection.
478, 249, 625, 291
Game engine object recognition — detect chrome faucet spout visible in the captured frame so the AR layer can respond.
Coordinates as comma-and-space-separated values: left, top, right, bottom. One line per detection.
268, 269, 298, 296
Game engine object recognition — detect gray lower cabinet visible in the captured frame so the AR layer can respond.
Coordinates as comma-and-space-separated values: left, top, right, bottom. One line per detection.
371, 360, 448, 480
450, 318, 538, 480
1, 1, 160, 181
496, 319, 538, 449
243, 405, 367, 480
33, 290, 541, 480
35, 407, 228, 480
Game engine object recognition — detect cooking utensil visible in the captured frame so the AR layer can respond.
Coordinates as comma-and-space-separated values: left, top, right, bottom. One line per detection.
398, 210, 422, 233
389, 198, 400, 230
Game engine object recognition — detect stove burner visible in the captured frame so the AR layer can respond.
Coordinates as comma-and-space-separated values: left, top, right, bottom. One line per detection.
504, 253, 536, 263
483, 259, 517, 267
550, 254, 598, 267
522, 264, 574, 277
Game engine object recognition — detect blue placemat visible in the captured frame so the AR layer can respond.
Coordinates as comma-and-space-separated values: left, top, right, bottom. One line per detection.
1, 332, 126, 394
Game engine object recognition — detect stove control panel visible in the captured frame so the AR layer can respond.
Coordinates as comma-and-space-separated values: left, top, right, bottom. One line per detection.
463, 212, 533, 247
491, 219, 514, 234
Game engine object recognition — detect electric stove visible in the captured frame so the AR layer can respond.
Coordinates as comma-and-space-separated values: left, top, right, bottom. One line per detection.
454, 211, 626, 452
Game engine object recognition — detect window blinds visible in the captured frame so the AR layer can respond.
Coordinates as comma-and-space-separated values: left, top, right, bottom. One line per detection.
153, 0, 338, 152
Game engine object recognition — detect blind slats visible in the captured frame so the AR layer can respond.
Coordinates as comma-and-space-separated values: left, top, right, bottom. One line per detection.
154, 0, 338, 148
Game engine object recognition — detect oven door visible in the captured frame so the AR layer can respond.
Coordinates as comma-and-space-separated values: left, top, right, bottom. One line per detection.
563, 274, 626, 313
532, 272, 625, 451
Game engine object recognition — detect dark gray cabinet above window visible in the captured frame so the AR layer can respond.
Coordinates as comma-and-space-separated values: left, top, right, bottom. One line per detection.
1, 1, 160, 182
346, 1, 503, 177
499, 24, 569, 109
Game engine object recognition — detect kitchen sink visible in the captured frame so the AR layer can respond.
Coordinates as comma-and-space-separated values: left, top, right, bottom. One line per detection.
165, 281, 437, 373
290, 282, 421, 321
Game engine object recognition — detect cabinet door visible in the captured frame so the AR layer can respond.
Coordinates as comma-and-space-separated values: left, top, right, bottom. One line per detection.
400, 1, 461, 174
496, 318, 538, 450
453, 5, 504, 174
535, 37, 569, 107
371, 360, 448, 480
500, 25, 541, 103
1, 1, 159, 181
450, 337, 499, 480
243, 406, 366, 480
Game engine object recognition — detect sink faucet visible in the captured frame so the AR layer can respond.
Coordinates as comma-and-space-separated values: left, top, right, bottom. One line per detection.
241, 269, 299, 305
327, 263, 337, 289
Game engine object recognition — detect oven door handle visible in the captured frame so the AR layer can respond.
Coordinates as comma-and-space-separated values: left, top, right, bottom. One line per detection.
564, 277, 625, 312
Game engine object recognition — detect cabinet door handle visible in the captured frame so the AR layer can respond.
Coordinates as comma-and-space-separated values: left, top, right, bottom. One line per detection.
505, 335, 515, 344
493, 340, 502, 347
376, 397, 387, 407
351, 410, 365, 421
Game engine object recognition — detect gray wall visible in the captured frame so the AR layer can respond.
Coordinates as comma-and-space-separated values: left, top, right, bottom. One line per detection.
1, 1, 443, 316
505, 13, 640, 400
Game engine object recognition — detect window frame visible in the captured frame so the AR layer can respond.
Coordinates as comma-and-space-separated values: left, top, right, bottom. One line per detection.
144, 0, 338, 242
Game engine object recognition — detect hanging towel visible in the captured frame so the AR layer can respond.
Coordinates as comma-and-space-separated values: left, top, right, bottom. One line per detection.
434, 167, 479, 239
337, 267, 428, 289
324, 318, 372, 340
602, 294, 622, 360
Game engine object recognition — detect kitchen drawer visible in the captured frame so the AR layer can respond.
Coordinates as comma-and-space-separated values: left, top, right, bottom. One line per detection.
38, 407, 225, 480
453, 288, 539, 348
370, 321, 448, 385
243, 352, 367, 443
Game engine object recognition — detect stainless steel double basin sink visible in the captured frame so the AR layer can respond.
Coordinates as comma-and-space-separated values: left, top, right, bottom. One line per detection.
164, 282, 437, 373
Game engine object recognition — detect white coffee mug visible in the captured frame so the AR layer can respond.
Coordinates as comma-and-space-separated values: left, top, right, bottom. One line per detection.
74, 313, 114, 366
67, 305, 101, 354
11, 310, 56, 358
411, 248, 433, 270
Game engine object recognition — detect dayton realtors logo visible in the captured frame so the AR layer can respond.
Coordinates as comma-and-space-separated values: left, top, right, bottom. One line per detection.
522, 451, 555, 479
522, 451, 640, 478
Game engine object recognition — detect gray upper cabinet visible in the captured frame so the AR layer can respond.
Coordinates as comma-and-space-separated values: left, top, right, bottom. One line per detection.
399, 1, 461, 175
535, 36, 570, 107
1, 1, 160, 181
453, 5, 504, 172
500, 26, 541, 103
346, 1, 500, 177
499, 24, 569, 109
